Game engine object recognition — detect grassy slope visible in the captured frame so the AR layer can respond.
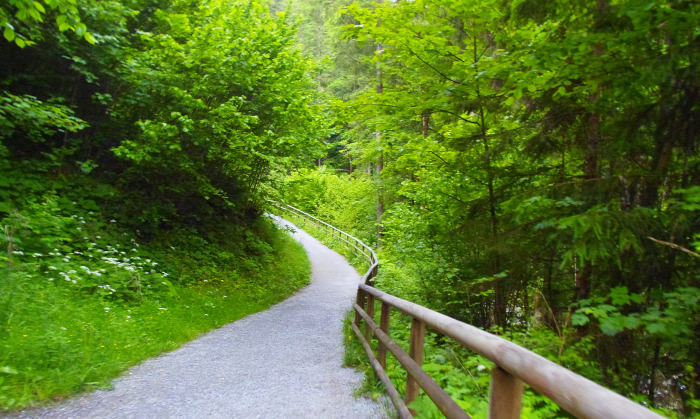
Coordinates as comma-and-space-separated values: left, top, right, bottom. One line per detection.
0, 219, 310, 411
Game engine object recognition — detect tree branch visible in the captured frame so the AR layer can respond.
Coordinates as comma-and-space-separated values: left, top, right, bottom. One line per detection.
647, 236, 700, 259
400, 42, 463, 85
431, 109, 480, 125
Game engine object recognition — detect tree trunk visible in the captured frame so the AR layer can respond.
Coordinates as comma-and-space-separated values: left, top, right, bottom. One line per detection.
375, 12, 384, 243
472, 35, 504, 329
422, 111, 430, 138
576, 3, 605, 307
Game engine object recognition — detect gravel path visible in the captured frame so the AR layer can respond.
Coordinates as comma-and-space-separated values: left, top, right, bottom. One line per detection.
10, 216, 385, 419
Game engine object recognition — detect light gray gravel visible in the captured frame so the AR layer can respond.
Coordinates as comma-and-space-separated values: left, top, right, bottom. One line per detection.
9, 216, 385, 419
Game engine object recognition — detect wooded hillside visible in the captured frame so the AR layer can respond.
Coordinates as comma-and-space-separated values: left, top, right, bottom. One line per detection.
280, 0, 700, 416
1, 0, 319, 409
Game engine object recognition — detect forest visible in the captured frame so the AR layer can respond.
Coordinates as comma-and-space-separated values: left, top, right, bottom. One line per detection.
1, 0, 699, 417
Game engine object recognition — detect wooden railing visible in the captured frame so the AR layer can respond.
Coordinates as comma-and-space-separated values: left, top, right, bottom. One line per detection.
269, 202, 666, 419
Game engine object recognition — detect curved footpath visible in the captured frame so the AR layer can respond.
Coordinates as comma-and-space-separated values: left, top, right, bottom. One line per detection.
10, 216, 386, 419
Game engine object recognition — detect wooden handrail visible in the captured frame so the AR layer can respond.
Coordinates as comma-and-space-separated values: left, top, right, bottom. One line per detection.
268, 202, 666, 419
357, 285, 664, 419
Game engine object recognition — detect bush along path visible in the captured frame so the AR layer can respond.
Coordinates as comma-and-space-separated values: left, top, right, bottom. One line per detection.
6, 216, 384, 419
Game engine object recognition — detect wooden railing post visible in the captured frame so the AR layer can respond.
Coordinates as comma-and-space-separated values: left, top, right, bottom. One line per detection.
378, 302, 390, 369
365, 294, 375, 343
354, 289, 365, 326
405, 318, 426, 414
488, 367, 523, 419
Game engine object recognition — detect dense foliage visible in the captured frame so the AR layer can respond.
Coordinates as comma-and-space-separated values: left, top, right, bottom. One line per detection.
1, 0, 322, 410
1, 0, 326, 234
282, 0, 700, 416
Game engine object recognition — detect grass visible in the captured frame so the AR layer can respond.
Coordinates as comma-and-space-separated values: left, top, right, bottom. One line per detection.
0, 217, 310, 412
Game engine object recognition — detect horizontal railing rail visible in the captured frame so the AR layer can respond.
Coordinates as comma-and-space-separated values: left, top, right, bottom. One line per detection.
268, 201, 665, 419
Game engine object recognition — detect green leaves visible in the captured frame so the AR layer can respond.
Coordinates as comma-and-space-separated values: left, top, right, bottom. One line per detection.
674, 186, 700, 212
1, 0, 92, 46
107, 0, 327, 229
3, 26, 15, 42
0, 93, 87, 141
573, 286, 700, 340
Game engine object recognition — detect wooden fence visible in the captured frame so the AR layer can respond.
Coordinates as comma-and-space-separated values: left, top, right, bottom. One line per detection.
269, 201, 666, 419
